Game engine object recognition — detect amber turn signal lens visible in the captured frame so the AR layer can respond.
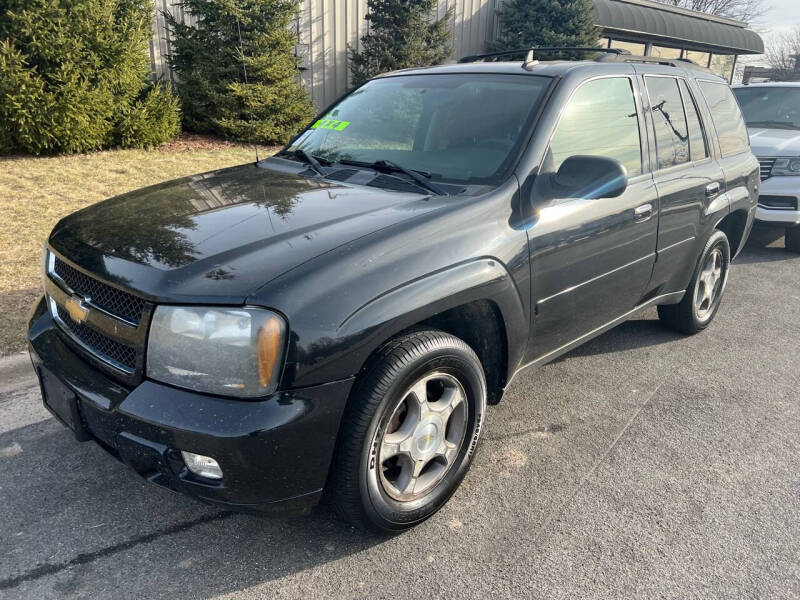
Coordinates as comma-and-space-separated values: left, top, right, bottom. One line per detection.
258, 317, 283, 388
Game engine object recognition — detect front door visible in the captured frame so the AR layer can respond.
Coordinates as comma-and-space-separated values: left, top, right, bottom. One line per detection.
524, 75, 659, 362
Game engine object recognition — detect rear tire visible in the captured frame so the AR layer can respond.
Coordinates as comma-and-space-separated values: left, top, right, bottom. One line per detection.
786, 225, 800, 253
658, 230, 730, 335
328, 330, 486, 533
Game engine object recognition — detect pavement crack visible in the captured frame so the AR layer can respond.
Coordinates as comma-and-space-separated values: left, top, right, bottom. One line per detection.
535, 382, 664, 537
0, 511, 234, 591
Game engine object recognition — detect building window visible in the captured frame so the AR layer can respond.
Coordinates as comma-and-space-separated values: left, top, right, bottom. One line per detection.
709, 54, 735, 81
649, 45, 682, 59
609, 39, 646, 55
684, 50, 710, 67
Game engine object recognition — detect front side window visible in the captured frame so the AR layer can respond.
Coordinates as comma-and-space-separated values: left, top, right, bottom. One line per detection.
699, 81, 749, 156
679, 80, 709, 162
646, 76, 689, 169
732, 86, 800, 131
286, 74, 551, 184
547, 77, 642, 177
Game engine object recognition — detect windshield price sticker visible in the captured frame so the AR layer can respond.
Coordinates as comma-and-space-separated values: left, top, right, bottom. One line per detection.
311, 118, 350, 131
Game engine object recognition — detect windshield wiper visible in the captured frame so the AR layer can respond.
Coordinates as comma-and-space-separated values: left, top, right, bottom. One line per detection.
338, 159, 448, 196
281, 149, 329, 176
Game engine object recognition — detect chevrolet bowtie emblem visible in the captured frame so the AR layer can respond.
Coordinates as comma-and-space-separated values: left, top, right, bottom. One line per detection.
65, 296, 89, 324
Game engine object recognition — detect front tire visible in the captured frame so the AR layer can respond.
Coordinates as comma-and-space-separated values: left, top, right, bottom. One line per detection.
658, 230, 730, 334
786, 225, 800, 253
328, 330, 487, 533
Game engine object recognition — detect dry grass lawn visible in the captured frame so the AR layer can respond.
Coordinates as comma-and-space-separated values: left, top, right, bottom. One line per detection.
0, 136, 277, 356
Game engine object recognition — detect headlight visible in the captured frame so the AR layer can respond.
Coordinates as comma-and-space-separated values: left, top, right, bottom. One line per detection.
147, 306, 286, 398
771, 157, 800, 177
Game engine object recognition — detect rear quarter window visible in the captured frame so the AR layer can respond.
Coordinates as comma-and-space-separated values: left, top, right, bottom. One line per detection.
697, 81, 749, 156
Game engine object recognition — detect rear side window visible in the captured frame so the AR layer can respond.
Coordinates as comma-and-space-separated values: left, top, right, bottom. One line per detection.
679, 80, 709, 162
698, 81, 749, 156
548, 77, 642, 177
645, 76, 689, 169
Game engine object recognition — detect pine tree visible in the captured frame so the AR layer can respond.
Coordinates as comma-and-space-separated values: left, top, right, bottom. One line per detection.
0, 0, 180, 155
350, 0, 453, 86
165, 0, 314, 145
489, 0, 598, 54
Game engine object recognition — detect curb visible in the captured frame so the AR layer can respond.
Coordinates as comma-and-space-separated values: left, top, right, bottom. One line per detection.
0, 352, 37, 394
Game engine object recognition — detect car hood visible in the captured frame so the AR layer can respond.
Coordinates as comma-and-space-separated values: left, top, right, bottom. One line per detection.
747, 127, 800, 157
49, 163, 431, 303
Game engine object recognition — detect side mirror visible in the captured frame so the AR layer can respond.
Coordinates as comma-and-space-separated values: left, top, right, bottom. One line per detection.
553, 155, 628, 199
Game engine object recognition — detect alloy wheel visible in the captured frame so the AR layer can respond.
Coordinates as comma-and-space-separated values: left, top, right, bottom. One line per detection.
376, 372, 468, 502
694, 247, 725, 321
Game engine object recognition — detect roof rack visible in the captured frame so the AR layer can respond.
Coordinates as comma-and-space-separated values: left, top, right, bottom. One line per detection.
457, 46, 716, 76
594, 53, 712, 73
458, 46, 630, 64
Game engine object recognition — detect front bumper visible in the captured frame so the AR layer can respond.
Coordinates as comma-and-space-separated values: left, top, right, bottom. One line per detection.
28, 297, 353, 514
755, 175, 800, 225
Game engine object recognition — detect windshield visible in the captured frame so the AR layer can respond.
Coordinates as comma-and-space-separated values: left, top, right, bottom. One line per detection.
732, 87, 800, 130
285, 73, 551, 184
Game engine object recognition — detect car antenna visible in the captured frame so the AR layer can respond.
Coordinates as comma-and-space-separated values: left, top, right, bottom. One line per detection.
236, 16, 260, 163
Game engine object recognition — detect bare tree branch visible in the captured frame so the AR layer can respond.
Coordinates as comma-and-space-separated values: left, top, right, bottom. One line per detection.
766, 27, 800, 79
653, 0, 767, 23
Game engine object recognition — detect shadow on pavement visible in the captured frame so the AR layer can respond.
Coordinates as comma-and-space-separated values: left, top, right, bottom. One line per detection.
557, 316, 683, 361
0, 414, 384, 596
736, 224, 796, 264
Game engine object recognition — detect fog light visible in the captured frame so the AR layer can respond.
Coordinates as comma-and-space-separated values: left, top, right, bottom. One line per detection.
181, 451, 223, 480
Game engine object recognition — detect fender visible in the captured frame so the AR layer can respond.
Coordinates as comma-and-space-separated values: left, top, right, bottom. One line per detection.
333, 257, 529, 386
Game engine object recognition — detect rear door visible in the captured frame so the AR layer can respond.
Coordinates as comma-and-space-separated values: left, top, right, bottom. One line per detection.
695, 79, 759, 256
641, 72, 727, 295
524, 74, 659, 361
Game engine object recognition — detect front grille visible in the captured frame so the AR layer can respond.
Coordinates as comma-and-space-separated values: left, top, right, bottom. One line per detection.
56, 304, 137, 371
758, 157, 777, 181
53, 257, 145, 324
758, 195, 798, 210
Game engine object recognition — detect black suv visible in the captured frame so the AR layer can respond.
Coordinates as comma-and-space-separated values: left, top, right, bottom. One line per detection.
28, 49, 758, 532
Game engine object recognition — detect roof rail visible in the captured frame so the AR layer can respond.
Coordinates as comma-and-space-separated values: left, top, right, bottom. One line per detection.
594, 53, 712, 74
458, 46, 630, 64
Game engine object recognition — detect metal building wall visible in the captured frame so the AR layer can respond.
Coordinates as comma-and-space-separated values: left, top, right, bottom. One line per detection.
150, 0, 502, 109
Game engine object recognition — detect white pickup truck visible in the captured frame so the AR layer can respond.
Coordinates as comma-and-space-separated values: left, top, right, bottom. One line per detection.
733, 82, 800, 252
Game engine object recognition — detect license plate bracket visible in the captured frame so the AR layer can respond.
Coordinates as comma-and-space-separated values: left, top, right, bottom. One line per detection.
39, 368, 92, 441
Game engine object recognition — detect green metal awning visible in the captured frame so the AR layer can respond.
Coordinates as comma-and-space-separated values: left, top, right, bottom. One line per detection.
594, 0, 764, 54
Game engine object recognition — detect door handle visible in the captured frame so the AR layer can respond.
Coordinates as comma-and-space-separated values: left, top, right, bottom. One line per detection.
705, 182, 721, 198
633, 203, 653, 221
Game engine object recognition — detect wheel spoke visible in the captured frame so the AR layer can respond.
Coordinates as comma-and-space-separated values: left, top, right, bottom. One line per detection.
380, 437, 402, 460
430, 385, 464, 424
399, 458, 428, 495
435, 440, 459, 466
407, 379, 430, 417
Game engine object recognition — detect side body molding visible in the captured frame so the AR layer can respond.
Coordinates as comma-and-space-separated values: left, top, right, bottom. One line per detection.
338, 258, 529, 385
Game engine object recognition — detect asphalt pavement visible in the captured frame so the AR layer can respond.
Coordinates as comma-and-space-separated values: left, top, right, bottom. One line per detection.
1, 229, 799, 599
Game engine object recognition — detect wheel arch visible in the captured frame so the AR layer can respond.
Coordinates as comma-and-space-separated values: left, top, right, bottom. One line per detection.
714, 208, 752, 258
337, 258, 527, 405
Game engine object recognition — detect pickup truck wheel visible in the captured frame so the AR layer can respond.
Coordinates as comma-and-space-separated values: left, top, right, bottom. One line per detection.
328, 330, 486, 533
786, 225, 800, 253
657, 230, 730, 335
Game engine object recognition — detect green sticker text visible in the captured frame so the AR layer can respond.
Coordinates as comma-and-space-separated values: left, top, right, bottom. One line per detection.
311, 118, 350, 131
